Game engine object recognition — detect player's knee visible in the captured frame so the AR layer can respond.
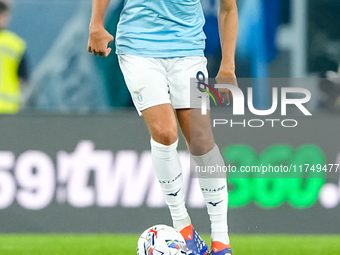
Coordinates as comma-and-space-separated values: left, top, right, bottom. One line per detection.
152, 125, 177, 145
189, 132, 214, 155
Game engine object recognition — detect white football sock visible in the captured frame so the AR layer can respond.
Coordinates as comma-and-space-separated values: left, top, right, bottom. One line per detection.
151, 138, 191, 231
192, 144, 230, 245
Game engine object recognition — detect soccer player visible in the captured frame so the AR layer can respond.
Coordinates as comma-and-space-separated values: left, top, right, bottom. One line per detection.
88, 1, 238, 254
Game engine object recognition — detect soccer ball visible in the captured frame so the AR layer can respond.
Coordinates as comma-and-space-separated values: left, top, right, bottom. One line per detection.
137, 224, 187, 255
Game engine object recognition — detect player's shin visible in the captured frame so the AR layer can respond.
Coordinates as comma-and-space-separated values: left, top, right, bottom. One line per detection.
150, 138, 191, 231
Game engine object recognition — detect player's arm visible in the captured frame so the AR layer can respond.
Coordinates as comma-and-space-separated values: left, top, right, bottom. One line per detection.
216, 0, 238, 104
88, 0, 114, 57
18, 52, 29, 85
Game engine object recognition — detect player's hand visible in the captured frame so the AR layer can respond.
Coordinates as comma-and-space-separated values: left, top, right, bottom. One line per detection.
216, 70, 238, 105
88, 25, 114, 57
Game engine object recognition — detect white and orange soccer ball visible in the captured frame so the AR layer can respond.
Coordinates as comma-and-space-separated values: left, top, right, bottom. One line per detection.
137, 225, 187, 255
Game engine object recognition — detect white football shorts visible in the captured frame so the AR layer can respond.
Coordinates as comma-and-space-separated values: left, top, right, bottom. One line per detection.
118, 54, 209, 115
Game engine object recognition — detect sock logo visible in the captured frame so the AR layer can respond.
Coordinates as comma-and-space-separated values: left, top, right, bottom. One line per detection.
208, 200, 223, 206
167, 188, 181, 197
201, 185, 226, 192
159, 173, 182, 184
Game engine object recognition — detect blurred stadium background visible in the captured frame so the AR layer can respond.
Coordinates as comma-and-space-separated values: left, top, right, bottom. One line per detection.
1, 0, 340, 254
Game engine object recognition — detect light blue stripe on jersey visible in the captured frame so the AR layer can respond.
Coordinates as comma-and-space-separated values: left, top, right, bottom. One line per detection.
115, 0, 206, 58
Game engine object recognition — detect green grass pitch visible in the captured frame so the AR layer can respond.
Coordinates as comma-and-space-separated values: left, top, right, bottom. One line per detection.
0, 234, 339, 255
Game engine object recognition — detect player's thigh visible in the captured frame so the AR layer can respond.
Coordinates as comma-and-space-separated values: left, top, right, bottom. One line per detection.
118, 54, 171, 115
176, 108, 214, 156
143, 104, 178, 145
168, 56, 208, 110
